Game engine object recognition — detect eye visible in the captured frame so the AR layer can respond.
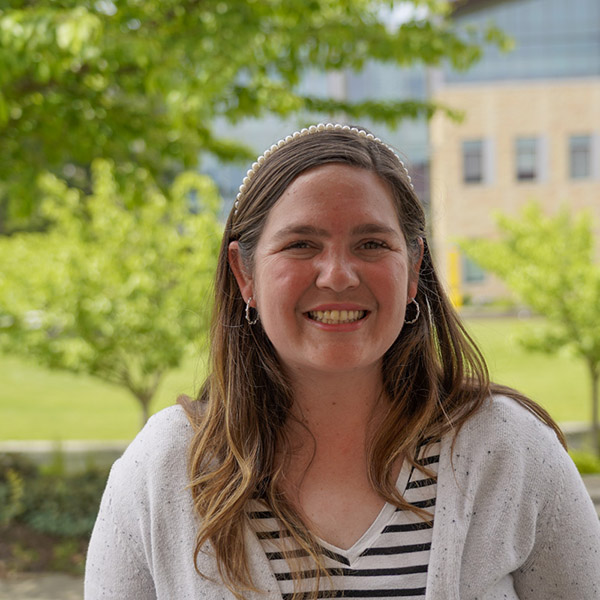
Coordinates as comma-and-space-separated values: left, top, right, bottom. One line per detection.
282, 240, 316, 252
360, 240, 389, 250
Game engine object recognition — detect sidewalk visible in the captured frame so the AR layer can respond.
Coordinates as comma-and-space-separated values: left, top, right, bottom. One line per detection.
1, 476, 598, 600
0, 573, 82, 600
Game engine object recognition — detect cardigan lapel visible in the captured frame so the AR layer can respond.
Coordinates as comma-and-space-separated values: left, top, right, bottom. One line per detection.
424, 432, 462, 600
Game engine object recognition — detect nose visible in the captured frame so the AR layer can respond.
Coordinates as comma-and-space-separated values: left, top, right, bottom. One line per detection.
315, 249, 360, 292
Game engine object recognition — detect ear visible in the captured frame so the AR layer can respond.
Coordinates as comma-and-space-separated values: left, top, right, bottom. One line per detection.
407, 237, 424, 301
228, 241, 254, 303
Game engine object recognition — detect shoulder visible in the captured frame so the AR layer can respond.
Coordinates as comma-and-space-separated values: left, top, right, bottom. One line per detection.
105, 405, 194, 503
123, 404, 194, 462
443, 394, 571, 498
87, 407, 203, 596
454, 394, 561, 456
435, 400, 600, 596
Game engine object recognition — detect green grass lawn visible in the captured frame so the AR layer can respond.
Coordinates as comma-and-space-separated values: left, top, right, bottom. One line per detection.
0, 351, 208, 441
465, 317, 590, 424
0, 318, 593, 441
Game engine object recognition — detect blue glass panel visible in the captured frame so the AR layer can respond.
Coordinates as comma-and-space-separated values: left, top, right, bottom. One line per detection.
446, 0, 600, 82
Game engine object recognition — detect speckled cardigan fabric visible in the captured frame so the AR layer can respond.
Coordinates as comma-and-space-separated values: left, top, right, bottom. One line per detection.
85, 396, 600, 599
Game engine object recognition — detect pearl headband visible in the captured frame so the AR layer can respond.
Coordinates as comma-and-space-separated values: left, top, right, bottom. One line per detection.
234, 122, 413, 215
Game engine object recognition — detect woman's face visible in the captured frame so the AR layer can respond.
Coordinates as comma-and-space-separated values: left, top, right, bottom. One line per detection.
229, 164, 421, 381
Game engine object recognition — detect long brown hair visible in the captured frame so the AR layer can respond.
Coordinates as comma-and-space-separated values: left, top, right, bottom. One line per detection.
179, 126, 565, 598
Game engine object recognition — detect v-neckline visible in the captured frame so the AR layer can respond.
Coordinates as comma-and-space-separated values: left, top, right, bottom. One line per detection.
313, 458, 413, 565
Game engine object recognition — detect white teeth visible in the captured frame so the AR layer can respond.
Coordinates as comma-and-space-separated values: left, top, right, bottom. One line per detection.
308, 310, 366, 324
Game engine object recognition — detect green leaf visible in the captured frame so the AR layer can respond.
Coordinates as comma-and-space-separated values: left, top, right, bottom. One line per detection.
0, 163, 222, 422
0, 1, 504, 225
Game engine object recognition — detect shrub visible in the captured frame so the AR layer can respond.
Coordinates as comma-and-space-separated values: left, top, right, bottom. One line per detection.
0, 468, 25, 526
0, 453, 109, 537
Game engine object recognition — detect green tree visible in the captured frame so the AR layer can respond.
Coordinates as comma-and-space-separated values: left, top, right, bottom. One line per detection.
0, 0, 507, 230
460, 203, 600, 455
0, 160, 222, 425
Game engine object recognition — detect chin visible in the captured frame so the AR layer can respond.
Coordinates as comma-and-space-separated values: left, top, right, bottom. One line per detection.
304, 356, 382, 376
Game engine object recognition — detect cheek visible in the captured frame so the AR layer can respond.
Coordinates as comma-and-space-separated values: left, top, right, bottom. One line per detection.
254, 261, 312, 308
373, 261, 410, 294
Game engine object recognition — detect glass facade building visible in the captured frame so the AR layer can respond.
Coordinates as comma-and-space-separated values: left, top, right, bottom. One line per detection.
205, 65, 431, 214
446, 0, 600, 83
205, 0, 599, 218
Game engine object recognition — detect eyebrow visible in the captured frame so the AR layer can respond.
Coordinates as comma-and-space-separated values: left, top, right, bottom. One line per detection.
272, 223, 400, 241
352, 223, 400, 237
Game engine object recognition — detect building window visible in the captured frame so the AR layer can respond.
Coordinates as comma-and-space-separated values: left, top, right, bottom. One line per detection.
569, 135, 591, 179
516, 137, 539, 181
463, 140, 484, 183
462, 255, 486, 284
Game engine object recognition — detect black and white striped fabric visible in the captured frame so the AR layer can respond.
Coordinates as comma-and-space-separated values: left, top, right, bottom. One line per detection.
248, 441, 440, 599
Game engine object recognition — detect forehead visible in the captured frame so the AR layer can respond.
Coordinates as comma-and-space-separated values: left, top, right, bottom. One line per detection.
263, 164, 400, 231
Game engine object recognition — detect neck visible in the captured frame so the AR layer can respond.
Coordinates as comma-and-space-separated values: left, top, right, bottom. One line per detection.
277, 365, 397, 514
286, 365, 387, 442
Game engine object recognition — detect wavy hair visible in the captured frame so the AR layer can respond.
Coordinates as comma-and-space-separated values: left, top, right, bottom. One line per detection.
179, 126, 565, 599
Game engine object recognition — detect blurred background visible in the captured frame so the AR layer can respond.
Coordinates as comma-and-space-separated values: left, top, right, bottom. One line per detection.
1, 0, 599, 591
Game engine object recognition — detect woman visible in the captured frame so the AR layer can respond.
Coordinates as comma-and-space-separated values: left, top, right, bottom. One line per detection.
85, 124, 600, 600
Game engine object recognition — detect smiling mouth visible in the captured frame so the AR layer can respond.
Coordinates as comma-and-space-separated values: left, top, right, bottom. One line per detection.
307, 309, 367, 324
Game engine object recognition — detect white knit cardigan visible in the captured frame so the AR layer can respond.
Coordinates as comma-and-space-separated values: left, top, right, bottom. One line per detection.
85, 396, 600, 599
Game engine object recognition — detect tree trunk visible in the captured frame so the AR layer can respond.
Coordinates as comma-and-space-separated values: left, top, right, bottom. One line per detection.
126, 371, 164, 431
140, 397, 150, 430
127, 387, 152, 430
134, 372, 164, 430
591, 363, 599, 457
130, 389, 152, 430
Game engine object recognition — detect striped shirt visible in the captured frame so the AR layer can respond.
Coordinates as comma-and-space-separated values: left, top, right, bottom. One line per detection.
247, 441, 440, 599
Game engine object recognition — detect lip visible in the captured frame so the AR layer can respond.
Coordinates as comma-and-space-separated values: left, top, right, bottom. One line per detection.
304, 313, 369, 332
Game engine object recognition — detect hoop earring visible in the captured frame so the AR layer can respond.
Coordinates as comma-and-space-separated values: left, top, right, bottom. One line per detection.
404, 298, 420, 324
245, 297, 259, 325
